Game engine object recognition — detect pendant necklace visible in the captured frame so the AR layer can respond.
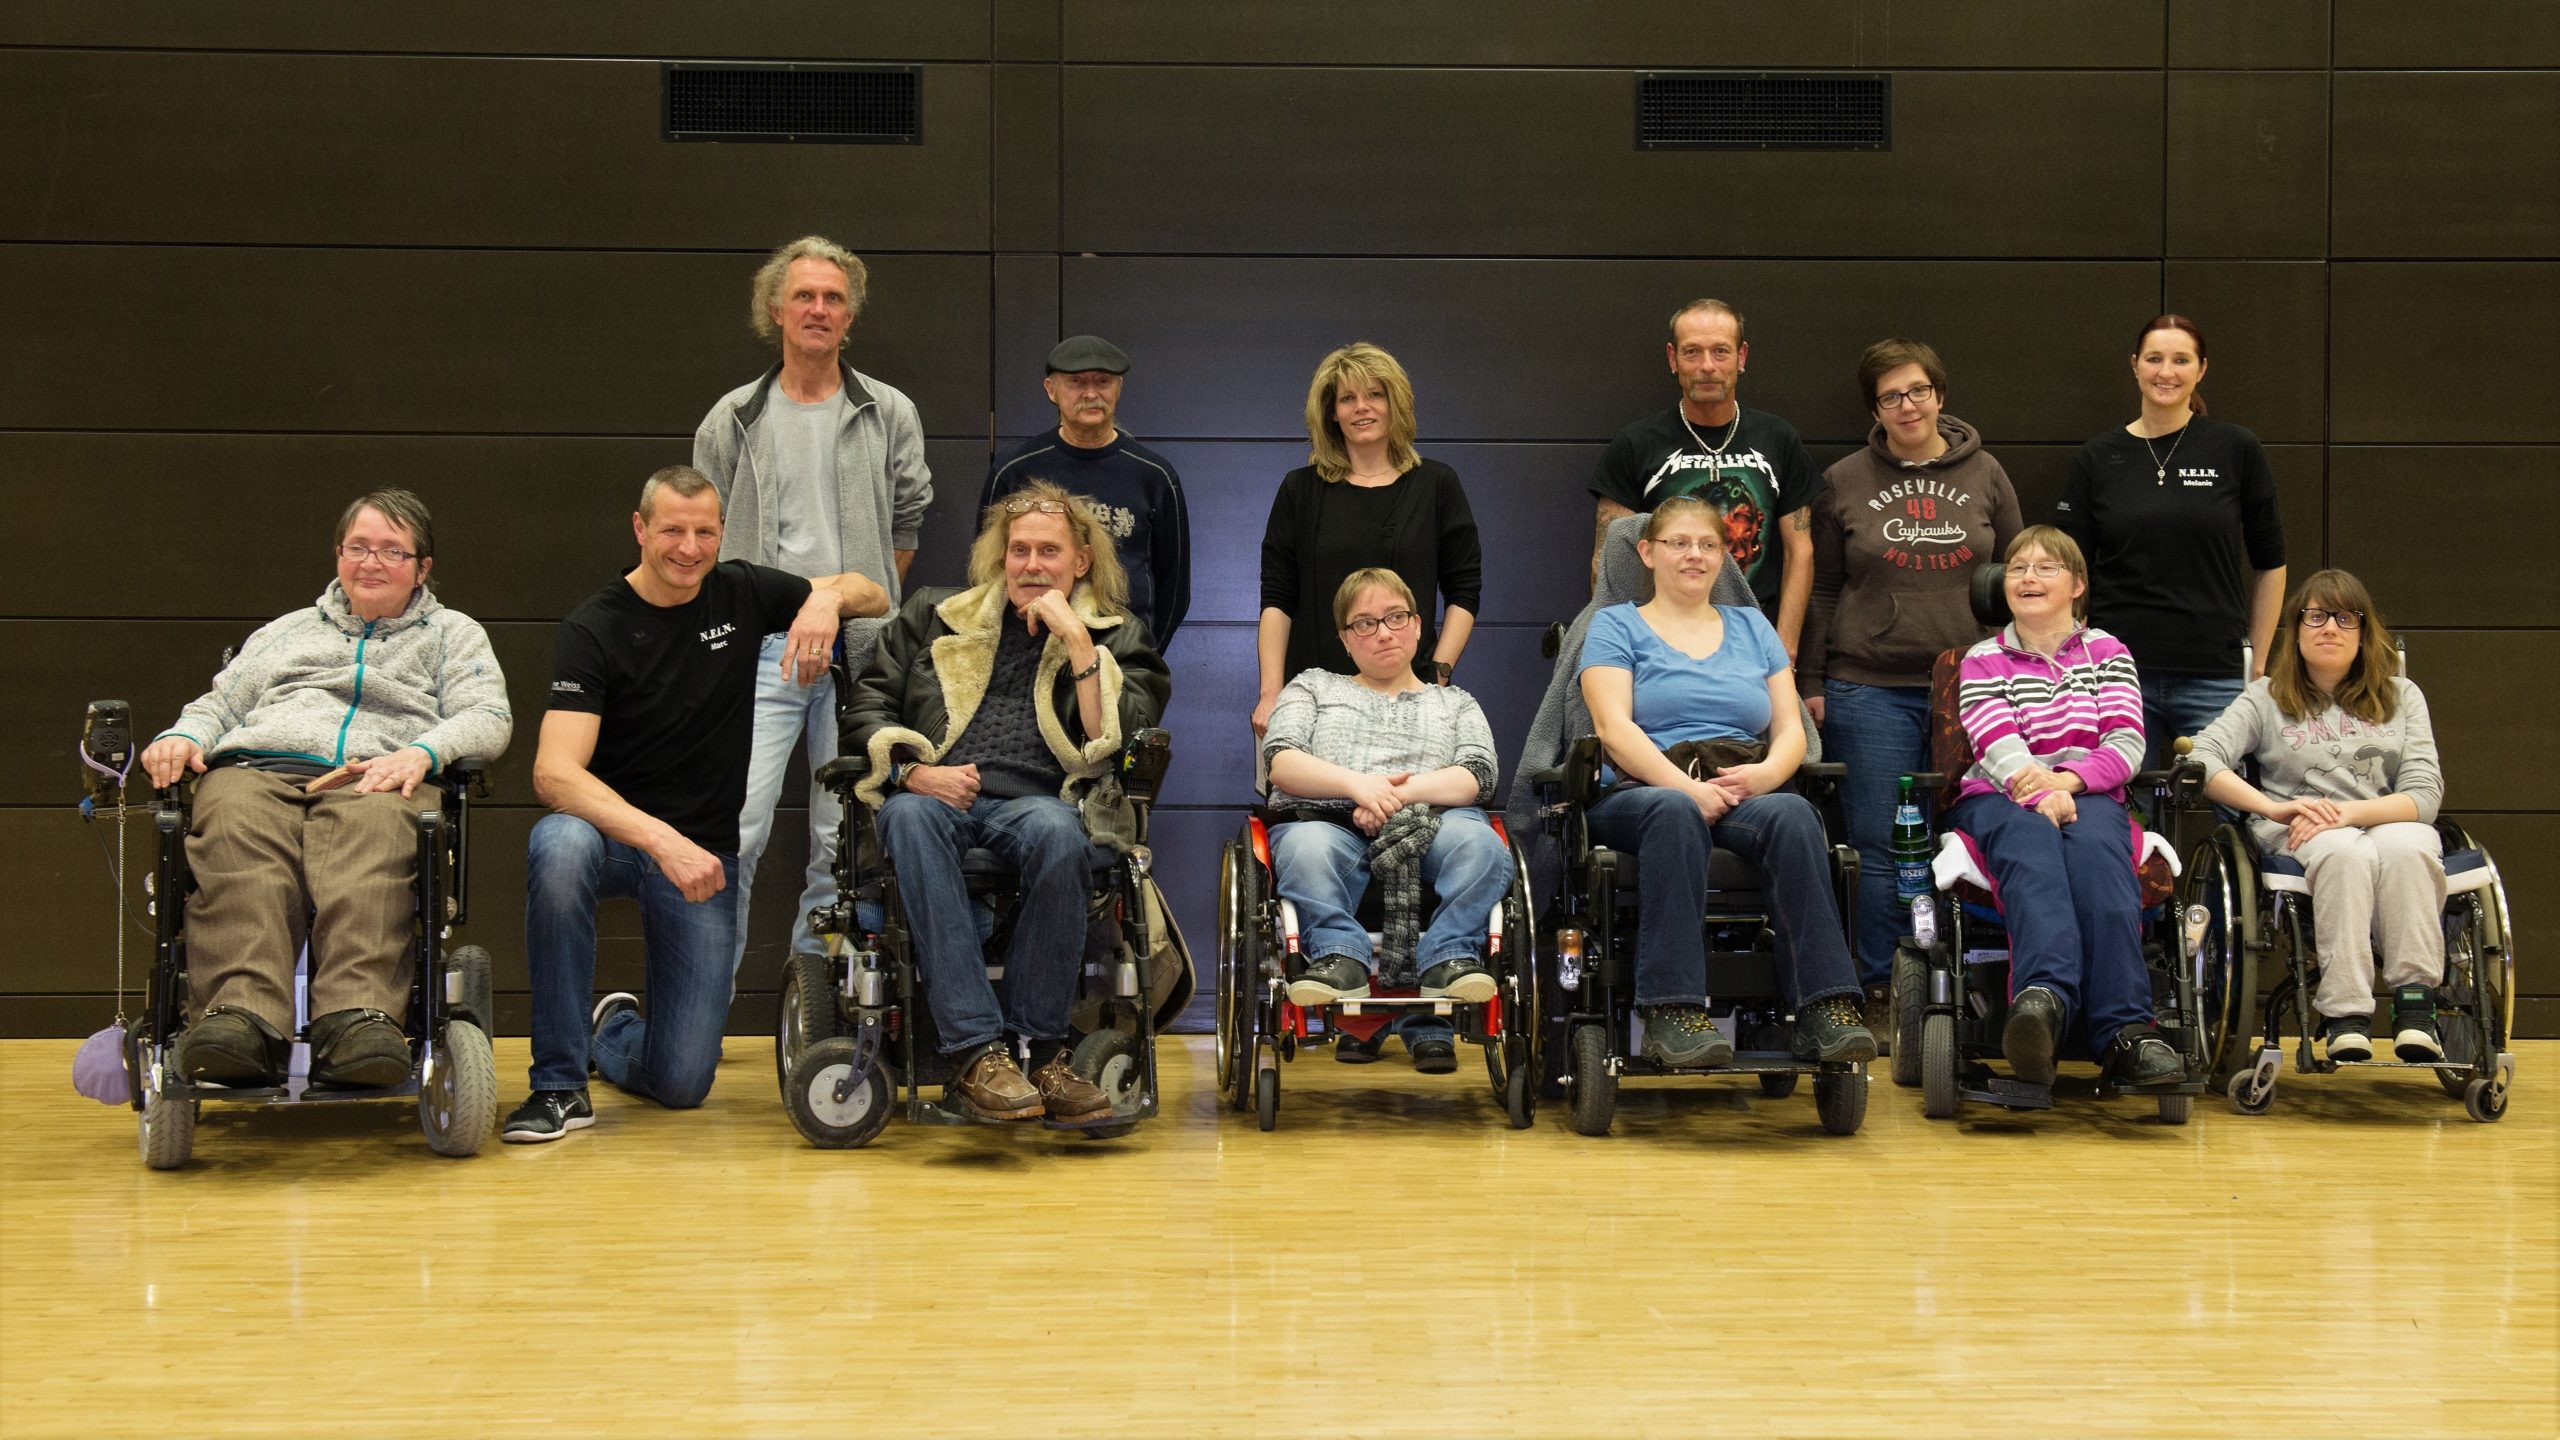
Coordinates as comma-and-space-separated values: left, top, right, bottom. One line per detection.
1678, 407, 1743, 462
2141, 422, 2187, 486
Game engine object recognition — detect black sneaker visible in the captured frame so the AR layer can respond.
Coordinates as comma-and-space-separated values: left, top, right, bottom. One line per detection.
175, 1005, 288, 1087
502, 1088, 594, 1144
1408, 1035, 1459, 1074
2321, 1013, 2374, 1064
1417, 957, 1498, 1004
2001, 985, 2066, 1086
1792, 994, 1878, 1063
308, 1007, 412, 1088
1334, 1029, 1385, 1064
2391, 986, 2443, 1062
1286, 955, 1370, 1006
2112, 1031, 2185, 1088
1638, 1005, 1735, 1069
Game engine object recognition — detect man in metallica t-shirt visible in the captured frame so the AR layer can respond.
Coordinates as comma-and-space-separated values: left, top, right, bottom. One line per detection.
1590, 297, 1822, 657
503, 466, 886, 1144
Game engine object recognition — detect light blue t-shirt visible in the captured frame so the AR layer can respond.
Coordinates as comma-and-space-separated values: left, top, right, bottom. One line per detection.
1578, 602, 1788, 748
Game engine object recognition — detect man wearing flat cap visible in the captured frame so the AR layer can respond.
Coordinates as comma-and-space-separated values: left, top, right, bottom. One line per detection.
981, 335, 1191, 649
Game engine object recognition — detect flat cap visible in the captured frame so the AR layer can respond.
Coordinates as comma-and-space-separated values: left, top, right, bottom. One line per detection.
1045, 335, 1130, 374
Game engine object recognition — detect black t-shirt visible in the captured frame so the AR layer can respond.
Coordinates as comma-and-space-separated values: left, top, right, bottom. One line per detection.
1257, 460, 1483, 682
1590, 403, 1819, 612
2055, 415, 2286, 677
548, 560, 812, 852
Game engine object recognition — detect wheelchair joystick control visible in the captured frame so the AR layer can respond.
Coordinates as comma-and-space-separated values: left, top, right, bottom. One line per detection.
80, 699, 133, 809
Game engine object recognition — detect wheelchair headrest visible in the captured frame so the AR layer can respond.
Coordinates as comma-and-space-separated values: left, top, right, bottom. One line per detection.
1600, 511, 1760, 612
1969, 560, 2012, 630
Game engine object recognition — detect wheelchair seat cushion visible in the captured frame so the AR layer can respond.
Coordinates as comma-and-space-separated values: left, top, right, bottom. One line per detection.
1933, 825, 2180, 910
2260, 846, 2493, 898
959, 843, 1121, 889
2259, 851, 2311, 895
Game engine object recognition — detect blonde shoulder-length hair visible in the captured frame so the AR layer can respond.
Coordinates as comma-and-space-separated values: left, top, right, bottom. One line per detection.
1304, 341, 1421, 483
965, 478, 1130, 617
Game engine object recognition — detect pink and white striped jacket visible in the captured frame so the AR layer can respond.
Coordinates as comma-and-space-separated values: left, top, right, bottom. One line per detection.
1954, 624, 2146, 805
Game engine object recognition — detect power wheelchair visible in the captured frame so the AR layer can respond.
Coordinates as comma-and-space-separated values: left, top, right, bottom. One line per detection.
1532, 738, 1870, 1137
772, 727, 1177, 1148
1885, 564, 2208, 1125
84, 701, 498, 1170
1213, 807, 1540, 1131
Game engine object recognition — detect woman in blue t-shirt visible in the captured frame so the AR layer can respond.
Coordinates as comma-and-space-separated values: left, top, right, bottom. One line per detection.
1577, 495, 1873, 1070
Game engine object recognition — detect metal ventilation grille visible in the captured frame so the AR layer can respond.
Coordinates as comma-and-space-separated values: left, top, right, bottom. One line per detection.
662, 63, 922, 144
1636, 71, 1891, 151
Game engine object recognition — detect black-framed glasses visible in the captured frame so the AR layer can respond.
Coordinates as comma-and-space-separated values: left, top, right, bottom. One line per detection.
337, 543, 417, 565
1342, 608, 1418, 638
2300, 607, 2364, 631
1875, 383, 1939, 411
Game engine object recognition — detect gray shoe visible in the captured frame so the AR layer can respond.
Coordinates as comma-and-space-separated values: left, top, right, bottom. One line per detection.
1286, 955, 1371, 1006
1792, 995, 1878, 1064
1639, 1005, 1735, 1069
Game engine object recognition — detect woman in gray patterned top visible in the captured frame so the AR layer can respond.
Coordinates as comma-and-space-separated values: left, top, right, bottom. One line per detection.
2189, 569, 2447, 1065
1259, 568, 1509, 1050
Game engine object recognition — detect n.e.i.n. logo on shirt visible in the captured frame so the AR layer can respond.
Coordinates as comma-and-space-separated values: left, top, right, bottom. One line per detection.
699, 622, 736, 650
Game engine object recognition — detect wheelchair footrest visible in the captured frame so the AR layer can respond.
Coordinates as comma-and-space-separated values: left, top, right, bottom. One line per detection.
1963, 1077, 2055, 1110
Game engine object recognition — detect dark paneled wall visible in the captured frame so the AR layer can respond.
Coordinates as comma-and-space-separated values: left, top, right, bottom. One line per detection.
8, 3, 2554, 1039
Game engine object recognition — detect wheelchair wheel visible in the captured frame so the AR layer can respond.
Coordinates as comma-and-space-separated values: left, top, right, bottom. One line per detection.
2462, 1075, 2508, 1124
2183, 826, 2258, 1084
1889, 945, 1927, 1088
1758, 1072, 1799, 1100
419, 1019, 497, 1158
1567, 1024, 1615, 1136
1919, 1012, 1958, 1120
1254, 1066, 1279, 1133
448, 944, 496, 1030
2226, 1068, 2276, 1115
1215, 839, 1260, 1114
2156, 1092, 2193, 1126
775, 952, 848, 1102
1814, 1068, 1866, 1136
785, 1036, 891, 1149
1069, 1028, 1144, 1140
1504, 1061, 1537, 1129
139, 1069, 195, 1171
2436, 1016, 2482, 1101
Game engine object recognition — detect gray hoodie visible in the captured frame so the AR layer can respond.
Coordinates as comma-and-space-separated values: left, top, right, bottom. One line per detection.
2188, 676, 2442, 855
156, 582, 512, 775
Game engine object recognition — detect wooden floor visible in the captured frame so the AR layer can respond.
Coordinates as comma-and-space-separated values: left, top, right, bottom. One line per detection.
2, 1036, 2553, 1439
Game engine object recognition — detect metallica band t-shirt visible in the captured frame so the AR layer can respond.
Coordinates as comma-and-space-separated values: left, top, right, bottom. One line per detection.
1590, 403, 1820, 611
548, 560, 812, 852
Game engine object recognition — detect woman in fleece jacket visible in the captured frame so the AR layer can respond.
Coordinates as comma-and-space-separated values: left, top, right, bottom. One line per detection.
1800, 338, 2023, 1017
2187, 569, 2448, 1066
1948, 526, 2181, 1092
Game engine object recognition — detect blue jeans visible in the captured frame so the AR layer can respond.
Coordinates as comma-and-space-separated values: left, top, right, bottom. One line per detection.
2140, 672, 2246, 774
1271, 807, 1510, 1046
525, 813, 740, 1107
1822, 679, 1933, 987
1582, 787, 1859, 1011
877, 791, 1091, 1056
1948, 790, 2152, 1054
734, 633, 843, 972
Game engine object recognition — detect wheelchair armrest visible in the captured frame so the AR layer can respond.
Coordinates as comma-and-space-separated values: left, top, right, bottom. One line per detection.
1905, 771, 1947, 792
1119, 727, 1172, 803
1799, 762, 1846, 780
1559, 735, 1605, 807
816, 755, 872, 791
441, 759, 492, 799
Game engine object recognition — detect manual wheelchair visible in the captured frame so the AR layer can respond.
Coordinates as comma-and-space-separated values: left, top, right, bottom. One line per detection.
1531, 737, 1869, 1137
1214, 807, 1540, 1131
99, 724, 498, 1170
772, 728, 1177, 1148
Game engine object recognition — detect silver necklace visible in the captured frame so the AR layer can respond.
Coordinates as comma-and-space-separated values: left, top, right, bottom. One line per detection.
1678, 406, 1742, 458
2141, 422, 2188, 486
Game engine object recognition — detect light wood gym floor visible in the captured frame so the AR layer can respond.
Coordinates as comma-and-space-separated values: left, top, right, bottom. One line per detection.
2, 1035, 2552, 1438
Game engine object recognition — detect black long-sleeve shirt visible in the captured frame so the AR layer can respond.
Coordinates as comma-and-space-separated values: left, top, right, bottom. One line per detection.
1257, 459, 1482, 682
2055, 415, 2285, 677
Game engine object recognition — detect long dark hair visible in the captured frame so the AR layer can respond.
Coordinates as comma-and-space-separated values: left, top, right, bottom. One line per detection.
2134, 313, 2209, 417
2266, 569, 2401, 725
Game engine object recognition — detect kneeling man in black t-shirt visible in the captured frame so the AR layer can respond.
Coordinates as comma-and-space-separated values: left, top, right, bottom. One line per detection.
505, 466, 886, 1142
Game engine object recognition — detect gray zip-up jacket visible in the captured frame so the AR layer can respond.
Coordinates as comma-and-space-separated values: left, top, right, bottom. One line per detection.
692, 356, 934, 673
154, 582, 512, 775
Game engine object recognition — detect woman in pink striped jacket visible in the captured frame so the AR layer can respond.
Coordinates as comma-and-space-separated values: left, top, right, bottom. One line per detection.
1949, 525, 2184, 1091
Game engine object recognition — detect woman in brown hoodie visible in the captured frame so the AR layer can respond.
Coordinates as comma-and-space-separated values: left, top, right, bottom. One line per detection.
1800, 339, 2023, 1022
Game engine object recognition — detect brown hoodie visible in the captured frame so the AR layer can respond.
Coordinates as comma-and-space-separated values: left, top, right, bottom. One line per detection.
1799, 414, 2023, 694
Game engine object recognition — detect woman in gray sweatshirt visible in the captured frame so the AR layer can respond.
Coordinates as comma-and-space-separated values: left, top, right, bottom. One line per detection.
2188, 569, 2445, 1065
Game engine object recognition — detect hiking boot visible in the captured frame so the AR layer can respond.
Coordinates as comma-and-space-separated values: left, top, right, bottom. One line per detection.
1334, 1029, 1385, 1064
2001, 985, 2066, 1086
951, 1043, 1042, 1122
1409, 1035, 1459, 1074
2111, 1029, 2185, 1088
1030, 1050, 1116, 1126
308, 1007, 412, 1088
2391, 986, 2444, 1062
176, 1005, 287, 1087
1418, 957, 1498, 1004
501, 1088, 593, 1143
1862, 982, 1894, 1059
2321, 1013, 2374, 1064
1638, 1005, 1734, 1069
1793, 994, 1879, 1064
1286, 955, 1370, 1006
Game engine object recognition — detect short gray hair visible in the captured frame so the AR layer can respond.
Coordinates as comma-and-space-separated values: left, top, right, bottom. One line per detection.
750, 236, 868, 345
336, 488, 436, 578
638, 465, 721, 521
1668, 297, 1746, 344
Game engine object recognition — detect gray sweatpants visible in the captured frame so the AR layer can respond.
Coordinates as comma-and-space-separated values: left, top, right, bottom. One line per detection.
2265, 821, 2446, 1020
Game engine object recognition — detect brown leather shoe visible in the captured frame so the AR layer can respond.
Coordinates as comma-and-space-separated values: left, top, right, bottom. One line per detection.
951, 1044, 1042, 1122
1862, 982, 1894, 1059
1030, 1050, 1115, 1127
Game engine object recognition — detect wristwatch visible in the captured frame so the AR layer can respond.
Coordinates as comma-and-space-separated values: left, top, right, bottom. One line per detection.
1426, 660, 1454, 684
888, 761, 911, 791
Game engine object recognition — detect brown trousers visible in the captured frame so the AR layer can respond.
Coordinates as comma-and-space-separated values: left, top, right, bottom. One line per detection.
184, 766, 441, 1033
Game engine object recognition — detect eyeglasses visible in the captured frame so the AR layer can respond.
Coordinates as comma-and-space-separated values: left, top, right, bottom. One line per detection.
1648, 537, 1723, 555
1342, 609, 1418, 638
1875, 383, 1939, 411
2300, 607, 2364, 631
337, 544, 417, 566
2005, 561, 2068, 580
1002, 497, 1074, 517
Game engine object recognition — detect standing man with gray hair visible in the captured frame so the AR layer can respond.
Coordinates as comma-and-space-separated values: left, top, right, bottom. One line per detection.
692, 234, 934, 983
